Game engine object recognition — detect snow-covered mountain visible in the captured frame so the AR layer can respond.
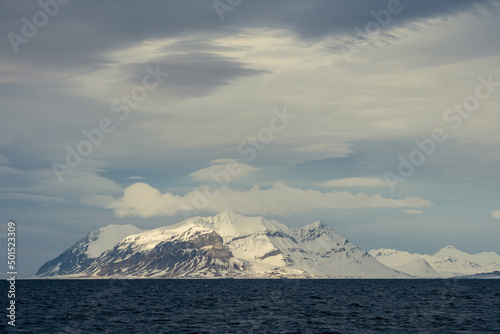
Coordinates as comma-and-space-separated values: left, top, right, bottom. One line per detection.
35, 224, 143, 277
35, 212, 407, 278
454, 271, 500, 279
369, 246, 500, 278
393, 257, 440, 278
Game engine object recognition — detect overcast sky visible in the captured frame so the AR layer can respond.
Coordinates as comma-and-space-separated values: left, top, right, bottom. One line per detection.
1, 0, 500, 276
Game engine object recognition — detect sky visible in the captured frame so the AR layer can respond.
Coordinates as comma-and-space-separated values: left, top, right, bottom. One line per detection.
1, 0, 500, 276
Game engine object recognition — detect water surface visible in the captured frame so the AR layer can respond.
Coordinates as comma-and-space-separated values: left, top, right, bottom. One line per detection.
2, 279, 499, 333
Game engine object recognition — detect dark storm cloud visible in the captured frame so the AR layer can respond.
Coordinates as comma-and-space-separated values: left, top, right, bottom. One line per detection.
252, 0, 492, 40
1, 0, 490, 69
126, 52, 269, 98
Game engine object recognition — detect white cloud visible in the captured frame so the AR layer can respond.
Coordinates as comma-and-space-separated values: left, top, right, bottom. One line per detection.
84, 182, 433, 218
403, 209, 423, 215
127, 176, 145, 180
324, 177, 386, 187
189, 162, 258, 182
208, 158, 238, 165
492, 210, 500, 219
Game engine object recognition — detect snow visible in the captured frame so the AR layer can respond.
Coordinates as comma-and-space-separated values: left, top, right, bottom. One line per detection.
119, 223, 212, 253
85, 224, 143, 258
195, 211, 288, 240
370, 246, 500, 278
188, 213, 407, 277
393, 257, 440, 278
369, 249, 422, 267
78, 212, 409, 278
46, 212, 495, 279
300, 220, 327, 231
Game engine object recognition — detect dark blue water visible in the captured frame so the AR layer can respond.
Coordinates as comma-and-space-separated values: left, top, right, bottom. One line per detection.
2, 279, 500, 333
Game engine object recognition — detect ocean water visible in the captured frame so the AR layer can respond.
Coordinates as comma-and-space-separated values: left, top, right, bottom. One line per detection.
2, 279, 500, 333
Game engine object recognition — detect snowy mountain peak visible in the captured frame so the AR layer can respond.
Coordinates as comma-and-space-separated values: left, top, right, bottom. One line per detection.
185, 212, 289, 242
34, 223, 143, 277
371, 246, 500, 278
302, 220, 327, 230
436, 245, 457, 252
98, 224, 139, 232
214, 211, 245, 221
86, 224, 143, 258
431, 245, 469, 258
35, 212, 407, 278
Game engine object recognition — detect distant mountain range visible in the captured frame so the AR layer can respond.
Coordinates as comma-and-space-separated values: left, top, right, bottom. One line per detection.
34, 212, 500, 279
369, 246, 500, 278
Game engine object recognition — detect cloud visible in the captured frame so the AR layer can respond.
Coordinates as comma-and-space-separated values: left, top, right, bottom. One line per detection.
0, 166, 23, 175
403, 209, 423, 215
492, 210, 500, 219
324, 177, 386, 187
80, 194, 116, 208
124, 51, 269, 100
0, 153, 9, 164
62, 39, 269, 108
0, 193, 70, 204
0, 163, 123, 204
1, 1, 487, 70
83, 182, 433, 218
189, 162, 258, 182
127, 176, 145, 180
209, 158, 239, 165
1, 0, 499, 276
4, 4, 499, 175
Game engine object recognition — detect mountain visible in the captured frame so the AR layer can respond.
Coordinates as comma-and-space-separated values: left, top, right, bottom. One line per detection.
454, 271, 500, 279
429, 246, 500, 275
393, 258, 440, 278
35, 224, 143, 277
34, 212, 407, 279
369, 246, 500, 278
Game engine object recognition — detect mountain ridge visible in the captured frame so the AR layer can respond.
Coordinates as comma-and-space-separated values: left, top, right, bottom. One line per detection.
35, 212, 500, 279
34, 212, 407, 279
370, 246, 500, 277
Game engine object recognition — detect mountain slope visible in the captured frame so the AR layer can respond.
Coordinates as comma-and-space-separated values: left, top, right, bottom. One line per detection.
370, 246, 500, 277
35, 224, 142, 277
427, 245, 500, 275
454, 271, 500, 279
393, 257, 440, 278
35, 212, 408, 278
88, 228, 245, 278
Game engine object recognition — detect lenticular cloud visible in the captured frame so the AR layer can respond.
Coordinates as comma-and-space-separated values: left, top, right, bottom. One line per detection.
82, 182, 433, 218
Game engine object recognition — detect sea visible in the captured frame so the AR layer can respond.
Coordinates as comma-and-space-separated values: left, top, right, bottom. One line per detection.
2, 279, 500, 333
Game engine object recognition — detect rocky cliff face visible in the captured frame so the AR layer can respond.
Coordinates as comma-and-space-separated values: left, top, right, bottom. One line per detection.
89, 230, 244, 278
35, 243, 94, 277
